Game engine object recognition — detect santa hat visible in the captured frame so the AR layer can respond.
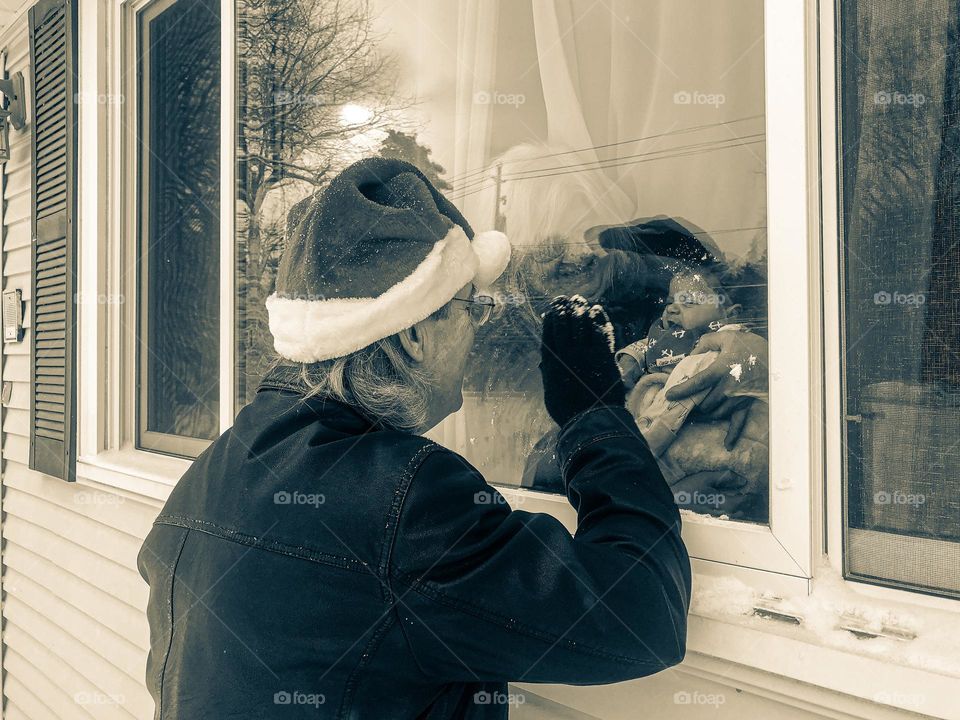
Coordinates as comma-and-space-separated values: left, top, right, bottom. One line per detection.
266, 157, 511, 363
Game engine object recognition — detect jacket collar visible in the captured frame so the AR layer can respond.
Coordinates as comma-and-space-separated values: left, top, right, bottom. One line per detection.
255, 363, 384, 432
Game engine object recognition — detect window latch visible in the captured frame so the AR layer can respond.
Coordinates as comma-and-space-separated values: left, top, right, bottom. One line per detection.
752, 594, 803, 625
837, 612, 917, 641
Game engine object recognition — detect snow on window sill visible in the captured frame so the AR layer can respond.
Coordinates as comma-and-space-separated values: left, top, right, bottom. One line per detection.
682, 562, 960, 717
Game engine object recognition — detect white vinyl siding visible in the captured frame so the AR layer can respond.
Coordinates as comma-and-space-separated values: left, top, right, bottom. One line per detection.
1, 16, 158, 719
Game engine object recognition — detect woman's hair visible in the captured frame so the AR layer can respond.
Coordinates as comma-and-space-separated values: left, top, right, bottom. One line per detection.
265, 302, 452, 432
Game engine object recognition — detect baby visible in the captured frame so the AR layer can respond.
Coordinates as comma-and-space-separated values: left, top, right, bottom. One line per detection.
615, 267, 746, 456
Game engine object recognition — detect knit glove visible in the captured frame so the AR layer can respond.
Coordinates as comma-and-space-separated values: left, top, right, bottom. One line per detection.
539, 295, 627, 427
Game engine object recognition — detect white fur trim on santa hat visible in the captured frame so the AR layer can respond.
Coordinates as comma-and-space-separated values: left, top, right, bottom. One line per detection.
266, 225, 512, 363
471, 230, 511, 288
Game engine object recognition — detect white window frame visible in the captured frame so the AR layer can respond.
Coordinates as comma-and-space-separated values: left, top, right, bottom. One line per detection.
436, 0, 817, 586
75, 0, 236, 501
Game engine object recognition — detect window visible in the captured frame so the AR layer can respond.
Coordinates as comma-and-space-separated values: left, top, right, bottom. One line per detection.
838, 0, 960, 598
234, 0, 783, 530
136, 0, 221, 456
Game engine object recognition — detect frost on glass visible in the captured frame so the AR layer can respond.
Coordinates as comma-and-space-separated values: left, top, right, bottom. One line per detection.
235, 0, 770, 524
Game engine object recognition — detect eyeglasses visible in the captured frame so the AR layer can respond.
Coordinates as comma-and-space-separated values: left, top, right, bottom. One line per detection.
450, 294, 496, 327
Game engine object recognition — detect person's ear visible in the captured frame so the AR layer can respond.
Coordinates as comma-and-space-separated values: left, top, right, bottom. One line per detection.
397, 321, 428, 363
724, 302, 743, 320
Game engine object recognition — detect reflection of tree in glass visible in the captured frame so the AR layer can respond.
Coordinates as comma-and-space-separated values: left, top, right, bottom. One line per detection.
378, 129, 451, 191
235, 0, 404, 404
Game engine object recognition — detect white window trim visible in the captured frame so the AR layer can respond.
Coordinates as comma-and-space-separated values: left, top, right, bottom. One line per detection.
76, 0, 235, 502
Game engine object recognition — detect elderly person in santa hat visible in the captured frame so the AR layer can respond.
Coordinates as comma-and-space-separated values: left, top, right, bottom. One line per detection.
138, 158, 690, 719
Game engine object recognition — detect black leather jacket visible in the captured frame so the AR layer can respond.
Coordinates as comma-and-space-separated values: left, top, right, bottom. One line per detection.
138, 364, 691, 719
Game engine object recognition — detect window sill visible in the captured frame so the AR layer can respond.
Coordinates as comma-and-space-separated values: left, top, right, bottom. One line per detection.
75, 447, 185, 506
517, 566, 960, 720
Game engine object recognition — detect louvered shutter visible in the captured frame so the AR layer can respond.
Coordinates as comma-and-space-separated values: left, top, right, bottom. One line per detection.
29, 0, 77, 481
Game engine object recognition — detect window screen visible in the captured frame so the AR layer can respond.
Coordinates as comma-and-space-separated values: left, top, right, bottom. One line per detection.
839, 0, 960, 597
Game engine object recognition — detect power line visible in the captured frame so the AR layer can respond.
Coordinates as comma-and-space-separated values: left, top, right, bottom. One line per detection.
450, 131, 765, 197
448, 135, 765, 202
446, 114, 765, 186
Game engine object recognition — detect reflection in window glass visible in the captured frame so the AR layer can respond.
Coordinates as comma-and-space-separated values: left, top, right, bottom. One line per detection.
839, 0, 960, 597
235, 0, 769, 523
138, 0, 221, 455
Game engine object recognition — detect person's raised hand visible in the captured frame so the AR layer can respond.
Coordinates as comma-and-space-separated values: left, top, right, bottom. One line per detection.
539, 295, 626, 427
664, 330, 768, 447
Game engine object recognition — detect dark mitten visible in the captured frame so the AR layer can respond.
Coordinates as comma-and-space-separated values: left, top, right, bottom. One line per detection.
539, 295, 627, 427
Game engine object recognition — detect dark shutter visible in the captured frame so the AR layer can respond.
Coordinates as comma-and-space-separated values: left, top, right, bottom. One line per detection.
28, 0, 77, 481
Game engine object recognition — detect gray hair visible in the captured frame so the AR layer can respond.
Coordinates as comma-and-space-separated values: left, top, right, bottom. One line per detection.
267, 301, 452, 432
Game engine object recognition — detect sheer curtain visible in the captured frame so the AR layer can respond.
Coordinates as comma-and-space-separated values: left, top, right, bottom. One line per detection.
459, 0, 767, 263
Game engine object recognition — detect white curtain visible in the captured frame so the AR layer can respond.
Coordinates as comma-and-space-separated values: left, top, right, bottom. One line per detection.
457, 0, 767, 263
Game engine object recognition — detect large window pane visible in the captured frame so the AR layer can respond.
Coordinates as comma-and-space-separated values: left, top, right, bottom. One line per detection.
839, 0, 960, 597
138, 0, 221, 456
235, 0, 770, 524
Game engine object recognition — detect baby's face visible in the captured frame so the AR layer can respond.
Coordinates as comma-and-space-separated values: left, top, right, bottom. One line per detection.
661, 273, 726, 330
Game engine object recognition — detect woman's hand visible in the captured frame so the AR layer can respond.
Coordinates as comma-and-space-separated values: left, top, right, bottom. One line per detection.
664, 331, 768, 449
539, 295, 626, 427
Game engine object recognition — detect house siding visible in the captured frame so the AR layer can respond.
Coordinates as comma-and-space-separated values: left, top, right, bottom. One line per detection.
1, 17, 157, 720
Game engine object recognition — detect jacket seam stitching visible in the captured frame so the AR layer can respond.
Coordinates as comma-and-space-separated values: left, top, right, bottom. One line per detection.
392, 573, 666, 668
381, 442, 441, 677
153, 515, 368, 573
376, 442, 438, 601
155, 527, 189, 720
336, 613, 398, 719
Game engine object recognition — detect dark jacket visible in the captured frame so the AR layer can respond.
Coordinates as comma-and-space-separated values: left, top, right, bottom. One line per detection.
138, 365, 692, 719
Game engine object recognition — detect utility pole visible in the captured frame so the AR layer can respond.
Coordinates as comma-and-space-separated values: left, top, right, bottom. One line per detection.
493, 163, 506, 231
